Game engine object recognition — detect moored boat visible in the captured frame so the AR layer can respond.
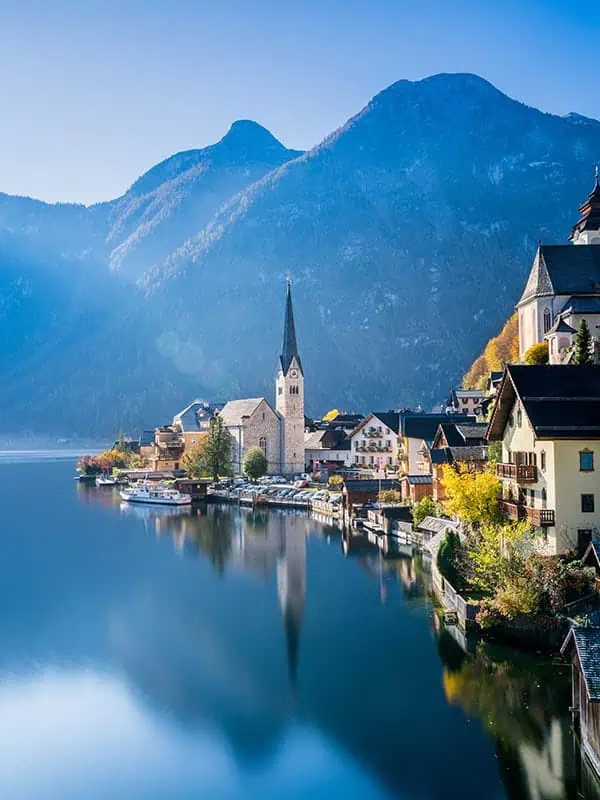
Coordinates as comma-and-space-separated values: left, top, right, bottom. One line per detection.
120, 483, 191, 506
96, 474, 118, 486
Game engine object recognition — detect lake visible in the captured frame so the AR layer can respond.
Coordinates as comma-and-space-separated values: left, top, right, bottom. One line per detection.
0, 456, 597, 799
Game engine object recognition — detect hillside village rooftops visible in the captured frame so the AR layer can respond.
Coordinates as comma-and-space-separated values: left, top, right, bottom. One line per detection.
517, 244, 600, 306
487, 365, 600, 441
561, 628, 600, 701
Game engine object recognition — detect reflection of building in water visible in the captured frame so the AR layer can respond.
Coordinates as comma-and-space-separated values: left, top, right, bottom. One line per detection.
277, 515, 306, 684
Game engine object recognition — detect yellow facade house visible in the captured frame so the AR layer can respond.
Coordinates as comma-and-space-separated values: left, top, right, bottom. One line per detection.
487, 364, 600, 555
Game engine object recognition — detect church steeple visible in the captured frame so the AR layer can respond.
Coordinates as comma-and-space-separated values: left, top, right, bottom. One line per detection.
280, 279, 302, 376
570, 169, 600, 244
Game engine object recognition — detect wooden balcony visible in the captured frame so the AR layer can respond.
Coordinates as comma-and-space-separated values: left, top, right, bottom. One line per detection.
525, 507, 555, 527
498, 500, 526, 521
496, 463, 537, 483
499, 500, 555, 527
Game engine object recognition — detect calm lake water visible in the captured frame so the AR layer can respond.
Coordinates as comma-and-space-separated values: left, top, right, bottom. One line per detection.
0, 456, 598, 799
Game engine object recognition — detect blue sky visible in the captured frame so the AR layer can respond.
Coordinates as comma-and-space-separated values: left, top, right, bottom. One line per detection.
1, 0, 598, 204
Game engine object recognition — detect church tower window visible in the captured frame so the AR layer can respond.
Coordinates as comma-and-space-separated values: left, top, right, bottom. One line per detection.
543, 307, 552, 334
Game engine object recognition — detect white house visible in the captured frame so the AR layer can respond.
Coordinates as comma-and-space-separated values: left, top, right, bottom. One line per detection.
487, 364, 600, 555
348, 413, 400, 470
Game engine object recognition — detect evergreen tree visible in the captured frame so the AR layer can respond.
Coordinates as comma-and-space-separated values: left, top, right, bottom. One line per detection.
182, 416, 233, 480
573, 319, 592, 365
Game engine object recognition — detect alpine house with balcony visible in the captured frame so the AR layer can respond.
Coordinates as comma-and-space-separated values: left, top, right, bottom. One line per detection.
487, 364, 600, 555
349, 412, 400, 470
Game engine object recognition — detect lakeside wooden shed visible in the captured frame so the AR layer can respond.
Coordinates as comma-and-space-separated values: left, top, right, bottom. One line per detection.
342, 479, 401, 514
561, 627, 600, 778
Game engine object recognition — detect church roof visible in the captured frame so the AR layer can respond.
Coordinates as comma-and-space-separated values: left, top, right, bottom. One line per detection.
546, 317, 576, 336
557, 295, 600, 316
280, 281, 303, 375
518, 244, 600, 306
219, 398, 268, 426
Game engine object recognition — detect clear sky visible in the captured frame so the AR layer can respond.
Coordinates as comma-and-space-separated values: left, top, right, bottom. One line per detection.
1, 0, 598, 205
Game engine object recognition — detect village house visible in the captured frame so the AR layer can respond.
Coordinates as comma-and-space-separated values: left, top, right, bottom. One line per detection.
426, 421, 489, 502
487, 364, 600, 555
447, 388, 486, 417
397, 411, 475, 477
517, 175, 600, 364
348, 412, 400, 471
138, 401, 219, 472
304, 427, 352, 472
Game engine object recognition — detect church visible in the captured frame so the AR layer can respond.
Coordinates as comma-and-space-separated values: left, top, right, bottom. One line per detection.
219, 281, 305, 476
517, 173, 600, 364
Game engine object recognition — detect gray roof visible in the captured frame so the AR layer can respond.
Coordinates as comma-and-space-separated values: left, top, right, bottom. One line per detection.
403, 474, 433, 485
173, 399, 214, 431
547, 317, 576, 335
557, 295, 600, 316
418, 515, 460, 534
561, 627, 600, 701
304, 430, 326, 449
343, 479, 400, 493
140, 430, 155, 446
219, 398, 268, 426
518, 244, 600, 306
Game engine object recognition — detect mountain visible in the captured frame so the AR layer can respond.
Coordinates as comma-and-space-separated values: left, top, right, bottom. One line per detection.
106, 120, 303, 280
148, 73, 600, 412
2, 73, 600, 436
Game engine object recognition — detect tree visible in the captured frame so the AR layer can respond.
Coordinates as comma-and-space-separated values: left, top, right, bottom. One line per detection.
463, 314, 519, 389
379, 489, 401, 504
243, 447, 268, 481
413, 495, 442, 526
436, 530, 464, 590
574, 319, 592, 365
524, 342, 548, 365
328, 474, 343, 487
183, 417, 232, 480
441, 465, 501, 526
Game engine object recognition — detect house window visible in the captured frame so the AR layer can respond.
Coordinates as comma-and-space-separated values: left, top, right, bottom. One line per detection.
541, 488, 547, 509
543, 307, 552, 334
540, 451, 546, 471
386, 440, 390, 449
517, 406, 522, 427
262, 412, 265, 421
278, 387, 283, 395
581, 494, 595, 513
508, 414, 514, 428
259, 437, 267, 459
370, 456, 374, 464
580, 450, 594, 472
388, 457, 392, 465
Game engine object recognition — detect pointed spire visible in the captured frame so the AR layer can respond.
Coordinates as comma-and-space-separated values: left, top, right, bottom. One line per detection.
280, 278, 302, 375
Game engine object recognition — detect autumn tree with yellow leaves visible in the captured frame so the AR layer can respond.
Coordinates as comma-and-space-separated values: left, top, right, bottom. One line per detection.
463, 314, 519, 389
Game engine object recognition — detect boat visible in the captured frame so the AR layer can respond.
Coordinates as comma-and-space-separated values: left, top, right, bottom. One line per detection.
120, 483, 192, 506
96, 474, 118, 486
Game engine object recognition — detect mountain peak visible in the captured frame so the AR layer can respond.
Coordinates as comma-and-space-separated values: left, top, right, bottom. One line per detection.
214, 119, 297, 163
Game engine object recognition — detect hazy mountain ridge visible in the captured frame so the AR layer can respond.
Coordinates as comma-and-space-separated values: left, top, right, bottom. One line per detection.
1, 73, 600, 435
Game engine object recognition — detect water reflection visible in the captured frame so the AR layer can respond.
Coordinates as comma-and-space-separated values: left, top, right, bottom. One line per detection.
1, 461, 598, 798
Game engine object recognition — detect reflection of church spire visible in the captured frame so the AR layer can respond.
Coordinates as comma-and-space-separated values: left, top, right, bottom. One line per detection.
277, 518, 306, 686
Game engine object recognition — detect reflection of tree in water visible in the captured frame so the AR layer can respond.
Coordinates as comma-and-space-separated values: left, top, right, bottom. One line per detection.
437, 630, 598, 800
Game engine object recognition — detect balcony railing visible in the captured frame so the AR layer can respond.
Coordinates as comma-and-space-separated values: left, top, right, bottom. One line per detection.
526, 507, 555, 527
498, 500, 526, 521
499, 500, 555, 527
496, 463, 537, 483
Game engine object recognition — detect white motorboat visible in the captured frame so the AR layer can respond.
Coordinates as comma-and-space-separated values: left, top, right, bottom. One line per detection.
120, 483, 191, 506
96, 474, 118, 486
